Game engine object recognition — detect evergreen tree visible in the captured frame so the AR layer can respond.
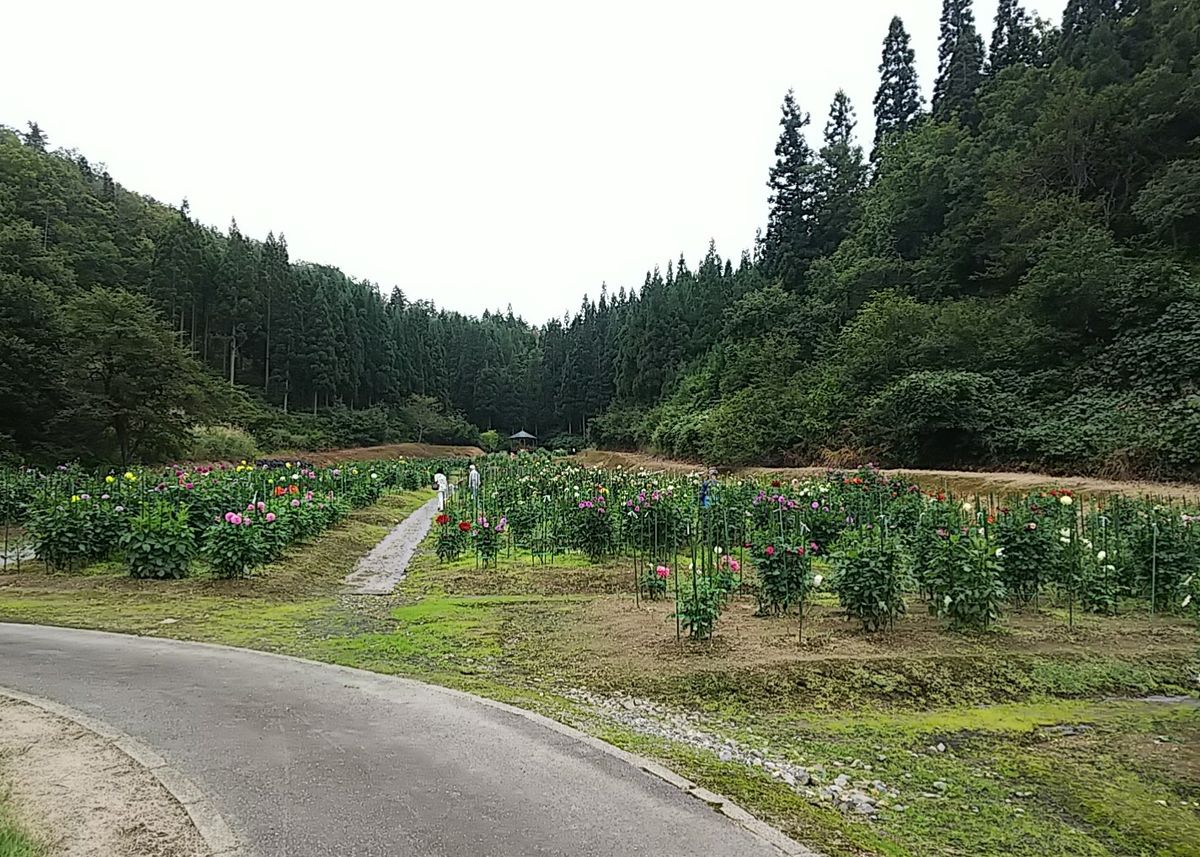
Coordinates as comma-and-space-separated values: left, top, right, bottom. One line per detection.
21, 121, 47, 152
763, 90, 820, 290
990, 0, 1038, 71
1061, 0, 1119, 65
259, 232, 289, 396
933, 0, 986, 122
873, 16, 922, 159
1081, 16, 1132, 87
814, 91, 868, 256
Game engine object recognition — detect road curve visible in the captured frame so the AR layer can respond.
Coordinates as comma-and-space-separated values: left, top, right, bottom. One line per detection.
0, 623, 800, 857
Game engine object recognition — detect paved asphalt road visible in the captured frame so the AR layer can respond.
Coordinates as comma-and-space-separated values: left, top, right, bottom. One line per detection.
0, 623, 793, 857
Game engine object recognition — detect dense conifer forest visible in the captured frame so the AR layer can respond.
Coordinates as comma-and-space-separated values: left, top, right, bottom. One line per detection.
2, 0, 1198, 476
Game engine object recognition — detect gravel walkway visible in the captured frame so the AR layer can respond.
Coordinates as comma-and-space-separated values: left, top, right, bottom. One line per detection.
342, 496, 439, 594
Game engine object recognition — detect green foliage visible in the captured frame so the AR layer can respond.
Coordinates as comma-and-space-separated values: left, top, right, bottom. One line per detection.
543, 433, 584, 452
472, 515, 503, 565
753, 542, 813, 615
995, 504, 1058, 605
925, 527, 1007, 630
568, 496, 614, 562
830, 528, 909, 632
639, 565, 670, 600
436, 518, 468, 562
3, 1, 1200, 478
859, 371, 1011, 467
122, 502, 194, 579
188, 425, 258, 462
673, 575, 722, 640
203, 516, 266, 579
478, 430, 504, 453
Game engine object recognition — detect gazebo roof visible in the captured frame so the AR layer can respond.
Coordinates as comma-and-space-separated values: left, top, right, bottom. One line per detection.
510, 430, 537, 439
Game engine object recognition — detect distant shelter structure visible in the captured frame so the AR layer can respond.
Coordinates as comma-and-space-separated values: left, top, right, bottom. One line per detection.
509, 430, 537, 450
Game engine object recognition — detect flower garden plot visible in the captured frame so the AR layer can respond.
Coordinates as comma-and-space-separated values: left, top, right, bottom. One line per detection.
3, 452, 1199, 857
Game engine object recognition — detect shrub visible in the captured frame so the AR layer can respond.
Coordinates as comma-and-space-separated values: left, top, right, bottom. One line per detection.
28, 498, 92, 571
995, 502, 1058, 606
479, 430, 505, 453
568, 496, 613, 562
122, 503, 194, 579
858, 371, 1011, 468
189, 425, 258, 462
472, 515, 504, 565
204, 513, 266, 579
436, 515, 468, 562
924, 528, 1006, 631
753, 542, 813, 616
544, 433, 585, 453
640, 564, 670, 600
674, 575, 721, 640
830, 528, 908, 632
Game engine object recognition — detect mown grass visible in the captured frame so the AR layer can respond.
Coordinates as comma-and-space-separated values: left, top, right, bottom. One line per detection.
1, 490, 1197, 857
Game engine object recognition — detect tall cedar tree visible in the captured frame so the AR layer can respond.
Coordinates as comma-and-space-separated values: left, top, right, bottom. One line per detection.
814, 91, 868, 257
989, 0, 1039, 71
1061, 0, 1119, 65
764, 90, 820, 291
872, 16, 922, 159
933, 0, 986, 122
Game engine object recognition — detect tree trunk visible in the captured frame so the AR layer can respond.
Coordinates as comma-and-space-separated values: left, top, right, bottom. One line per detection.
228, 323, 237, 386
264, 294, 271, 395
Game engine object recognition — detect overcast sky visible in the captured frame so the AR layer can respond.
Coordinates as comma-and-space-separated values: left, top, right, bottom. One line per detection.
4, 1, 1057, 323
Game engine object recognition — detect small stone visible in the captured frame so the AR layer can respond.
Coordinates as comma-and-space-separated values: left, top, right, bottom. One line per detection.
834, 774, 850, 788
621, 699, 635, 711
936, 742, 947, 753
159, 618, 178, 625
1155, 799, 1168, 807
933, 781, 948, 791
794, 768, 811, 786
718, 749, 733, 762
782, 773, 796, 787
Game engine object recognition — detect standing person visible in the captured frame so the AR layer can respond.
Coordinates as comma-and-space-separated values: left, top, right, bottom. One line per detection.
699, 467, 719, 509
468, 463, 481, 504
434, 470, 449, 511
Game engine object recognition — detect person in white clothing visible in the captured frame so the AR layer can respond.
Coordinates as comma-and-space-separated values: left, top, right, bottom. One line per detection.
433, 471, 449, 510
468, 464, 481, 501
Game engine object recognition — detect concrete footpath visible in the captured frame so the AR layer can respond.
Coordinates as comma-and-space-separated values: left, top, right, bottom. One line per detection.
0, 623, 811, 857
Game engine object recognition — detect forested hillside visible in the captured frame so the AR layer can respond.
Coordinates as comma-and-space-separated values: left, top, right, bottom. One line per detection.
3, 0, 1199, 476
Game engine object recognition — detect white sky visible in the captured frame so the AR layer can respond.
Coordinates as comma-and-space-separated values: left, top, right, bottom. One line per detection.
3, 1, 1057, 323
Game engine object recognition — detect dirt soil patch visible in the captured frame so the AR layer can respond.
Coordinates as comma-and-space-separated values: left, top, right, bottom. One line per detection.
569, 594, 1199, 674
573, 450, 1200, 500
0, 698, 209, 857
287, 442, 483, 464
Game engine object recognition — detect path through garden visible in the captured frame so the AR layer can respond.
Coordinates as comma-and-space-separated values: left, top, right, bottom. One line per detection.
342, 496, 440, 594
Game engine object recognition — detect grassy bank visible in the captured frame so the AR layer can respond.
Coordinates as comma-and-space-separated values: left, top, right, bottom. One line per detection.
1, 490, 1197, 857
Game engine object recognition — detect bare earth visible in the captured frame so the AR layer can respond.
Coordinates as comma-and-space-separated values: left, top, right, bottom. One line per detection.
0, 698, 209, 857
292, 442, 484, 464
574, 449, 1200, 500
